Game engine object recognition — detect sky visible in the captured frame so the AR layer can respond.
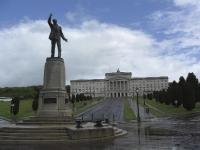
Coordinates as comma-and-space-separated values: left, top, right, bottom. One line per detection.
1, 0, 200, 86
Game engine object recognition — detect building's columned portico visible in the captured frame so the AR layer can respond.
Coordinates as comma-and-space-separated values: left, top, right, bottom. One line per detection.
105, 69, 132, 98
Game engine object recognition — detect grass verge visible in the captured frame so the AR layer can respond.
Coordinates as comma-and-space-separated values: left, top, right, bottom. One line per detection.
123, 98, 136, 121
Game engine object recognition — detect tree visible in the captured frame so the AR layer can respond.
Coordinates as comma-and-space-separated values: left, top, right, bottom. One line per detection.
183, 83, 195, 110
153, 91, 159, 102
177, 76, 185, 107
71, 94, 76, 104
11, 97, 20, 115
196, 84, 200, 102
79, 93, 85, 102
66, 85, 70, 96
147, 93, 153, 100
159, 90, 168, 104
143, 94, 146, 100
171, 81, 179, 107
186, 72, 199, 102
32, 87, 39, 112
76, 94, 80, 102
166, 81, 179, 106
182, 73, 197, 110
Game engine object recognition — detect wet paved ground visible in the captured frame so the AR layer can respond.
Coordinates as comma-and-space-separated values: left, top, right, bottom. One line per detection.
1, 98, 200, 149
0, 118, 12, 127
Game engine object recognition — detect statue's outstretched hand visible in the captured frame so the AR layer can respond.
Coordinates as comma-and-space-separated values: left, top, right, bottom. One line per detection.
64, 38, 68, 42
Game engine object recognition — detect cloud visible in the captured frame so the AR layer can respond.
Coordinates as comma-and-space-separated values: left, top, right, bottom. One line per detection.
149, 0, 200, 74
0, 17, 200, 87
65, 8, 93, 24
173, 0, 200, 6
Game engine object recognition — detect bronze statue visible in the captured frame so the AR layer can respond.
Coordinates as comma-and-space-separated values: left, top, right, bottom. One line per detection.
48, 13, 68, 58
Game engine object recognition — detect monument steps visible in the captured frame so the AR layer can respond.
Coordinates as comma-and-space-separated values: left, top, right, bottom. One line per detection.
16, 116, 75, 125
113, 127, 127, 136
0, 127, 66, 131
0, 132, 67, 136
25, 116, 73, 120
0, 135, 69, 140
17, 121, 74, 125
0, 139, 66, 144
0, 125, 127, 143
0, 127, 70, 142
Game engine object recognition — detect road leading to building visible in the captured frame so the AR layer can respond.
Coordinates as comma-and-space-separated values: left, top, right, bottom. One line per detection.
78, 98, 124, 122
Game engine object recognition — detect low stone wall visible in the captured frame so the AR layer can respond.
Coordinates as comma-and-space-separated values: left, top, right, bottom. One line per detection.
68, 124, 114, 140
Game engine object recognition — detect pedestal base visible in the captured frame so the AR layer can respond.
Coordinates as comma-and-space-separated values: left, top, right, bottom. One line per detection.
37, 57, 72, 117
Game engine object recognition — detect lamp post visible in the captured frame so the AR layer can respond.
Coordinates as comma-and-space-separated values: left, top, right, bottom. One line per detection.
143, 91, 146, 106
136, 88, 140, 122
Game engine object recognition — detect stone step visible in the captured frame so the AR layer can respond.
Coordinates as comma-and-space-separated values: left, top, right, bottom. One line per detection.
114, 128, 123, 135
22, 119, 73, 122
17, 122, 74, 125
0, 129, 66, 133
0, 127, 66, 131
0, 126, 70, 142
0, 139, 66, 143
24, 117, 73, 121
0, 132, 68, 136
0, 135, 69, 140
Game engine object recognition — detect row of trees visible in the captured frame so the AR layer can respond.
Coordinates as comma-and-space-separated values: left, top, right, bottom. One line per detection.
0, 86, 40, 99
145, 72, 200, 111
71, 94, 93, 104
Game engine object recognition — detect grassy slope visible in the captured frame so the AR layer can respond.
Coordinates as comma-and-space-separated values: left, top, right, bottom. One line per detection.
123, 98, 136, 121
141, 97, 200, 117
0, 98, 105, 119
0, 101, 10, 118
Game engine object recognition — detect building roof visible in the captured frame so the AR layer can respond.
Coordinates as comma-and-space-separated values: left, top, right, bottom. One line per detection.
105, 69, 132, 76
70, 79, 105, 82
132, 76, 168, 80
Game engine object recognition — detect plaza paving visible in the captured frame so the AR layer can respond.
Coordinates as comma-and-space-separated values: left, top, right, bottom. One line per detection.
1, 98, 200, 149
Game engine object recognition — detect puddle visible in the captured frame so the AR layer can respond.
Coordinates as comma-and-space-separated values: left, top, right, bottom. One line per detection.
144, 126, 185, 136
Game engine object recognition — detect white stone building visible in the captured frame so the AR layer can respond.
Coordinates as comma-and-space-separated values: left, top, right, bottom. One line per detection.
70, 69, 168, 98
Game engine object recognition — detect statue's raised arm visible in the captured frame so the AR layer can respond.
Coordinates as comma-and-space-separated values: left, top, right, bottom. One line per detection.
48, 13, 68, 58
48, 13, 53, 28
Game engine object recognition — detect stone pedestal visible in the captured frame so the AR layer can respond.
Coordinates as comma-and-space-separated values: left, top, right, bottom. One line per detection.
38, 57, 71, 117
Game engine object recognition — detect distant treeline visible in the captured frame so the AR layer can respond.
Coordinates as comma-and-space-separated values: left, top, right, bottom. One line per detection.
0, 85, 71, 100
0, 86, 41, 99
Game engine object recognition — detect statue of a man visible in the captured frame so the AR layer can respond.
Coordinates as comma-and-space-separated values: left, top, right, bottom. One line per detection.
48, 13, 68, 58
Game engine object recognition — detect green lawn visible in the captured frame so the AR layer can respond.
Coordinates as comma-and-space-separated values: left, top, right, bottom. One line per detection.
123, 98, 136, 121
0, 99, 34, 119
139, 97, 200, 117
0, 98, 105, 119
17, 99, 34, 118
0, 101, 10, 119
